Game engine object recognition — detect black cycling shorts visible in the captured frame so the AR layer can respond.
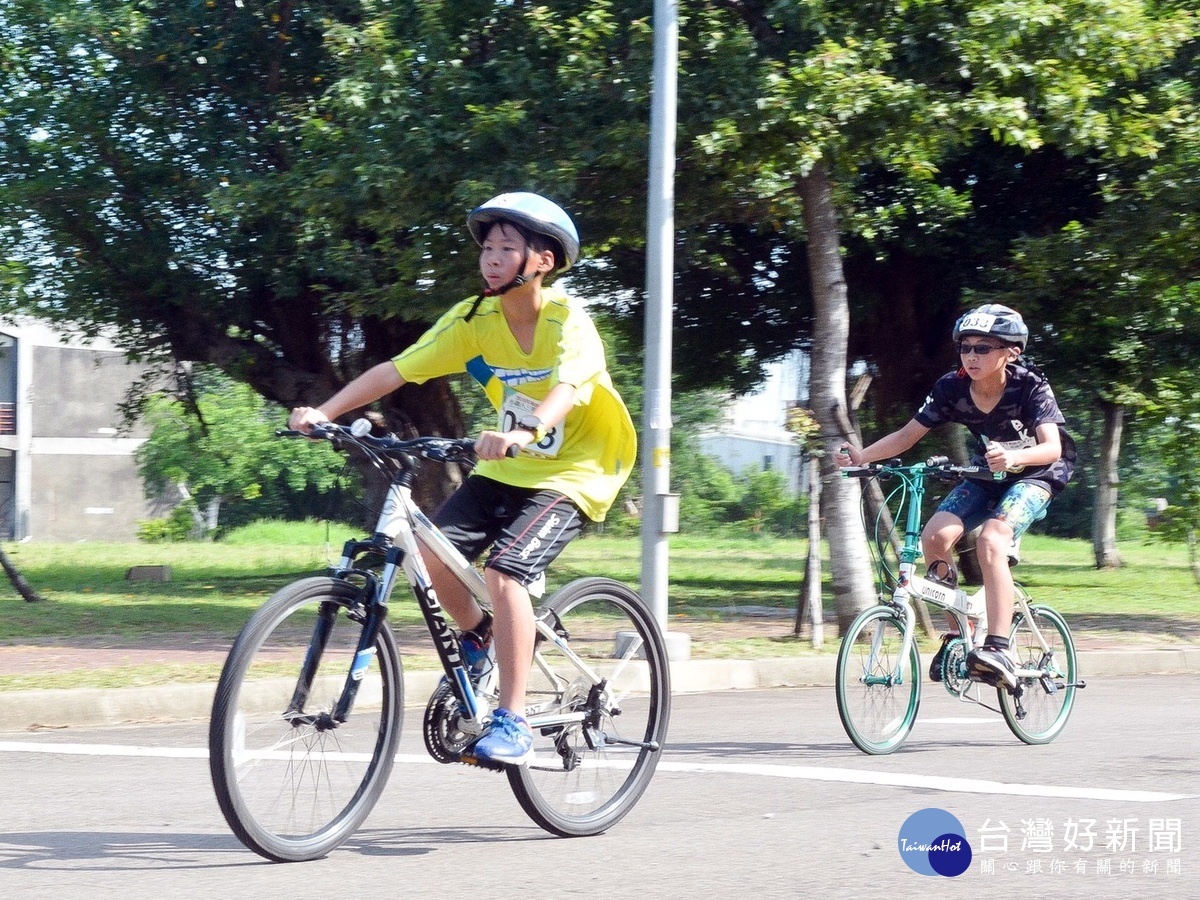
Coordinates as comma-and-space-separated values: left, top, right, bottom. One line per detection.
433, 475, 584, 587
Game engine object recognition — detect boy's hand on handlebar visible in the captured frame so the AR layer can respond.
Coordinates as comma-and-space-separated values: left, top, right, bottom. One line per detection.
834, 443, 862, 467
984, 441, 1014, 473
288, 406, 330, 434
475, 429, 531, 460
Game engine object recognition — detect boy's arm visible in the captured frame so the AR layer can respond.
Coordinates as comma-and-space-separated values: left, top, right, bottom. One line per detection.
288, 361, 407, 433
836, 418, 929, 467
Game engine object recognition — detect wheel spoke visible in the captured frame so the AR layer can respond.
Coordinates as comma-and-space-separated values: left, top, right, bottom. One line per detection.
508, 577, 670, 836
836, 607, 921, 755
210, 578, 402, 862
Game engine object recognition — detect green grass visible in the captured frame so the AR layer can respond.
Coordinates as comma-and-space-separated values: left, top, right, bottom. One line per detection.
1, 524, 1196, 690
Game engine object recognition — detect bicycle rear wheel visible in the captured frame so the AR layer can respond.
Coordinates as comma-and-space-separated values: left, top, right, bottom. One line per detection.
508, 577, 671, 837
209, 577, 403, 862
999, 602, 1078, 745
835, 605, 921, 755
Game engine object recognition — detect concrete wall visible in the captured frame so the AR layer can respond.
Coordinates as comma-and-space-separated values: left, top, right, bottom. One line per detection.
0, 322, 166, 541
27, 452, 164, 541
31, 345, 151, 439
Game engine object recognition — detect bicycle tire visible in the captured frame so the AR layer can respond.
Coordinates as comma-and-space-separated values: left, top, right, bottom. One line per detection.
998, 603, 1078, 745
507, 577, 671, 837
835, 605, 921, 755
209, 577, 404, 861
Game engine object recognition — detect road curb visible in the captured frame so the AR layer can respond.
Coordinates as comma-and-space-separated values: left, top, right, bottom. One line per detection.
1, 648, 1197, 733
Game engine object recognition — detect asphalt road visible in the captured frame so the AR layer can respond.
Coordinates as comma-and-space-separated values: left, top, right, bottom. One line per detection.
1, 677, 1197, 899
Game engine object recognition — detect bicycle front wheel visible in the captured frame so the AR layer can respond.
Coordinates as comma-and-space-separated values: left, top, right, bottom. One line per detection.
999, 603, 1078, 745
209, 577, 404, 862
508, 577, 671, 837
835, 605, 921, 755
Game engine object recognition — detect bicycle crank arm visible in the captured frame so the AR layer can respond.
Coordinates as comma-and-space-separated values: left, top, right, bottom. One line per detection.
597, 734, 662, 752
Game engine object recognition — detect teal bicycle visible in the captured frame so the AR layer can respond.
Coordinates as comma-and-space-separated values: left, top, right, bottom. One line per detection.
835, 457, 1085, 755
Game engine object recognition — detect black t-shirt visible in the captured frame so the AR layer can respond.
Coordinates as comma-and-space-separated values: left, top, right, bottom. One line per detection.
914, 364, 1077, 496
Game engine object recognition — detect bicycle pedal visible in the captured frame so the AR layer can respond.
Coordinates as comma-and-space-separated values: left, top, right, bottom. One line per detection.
967, 664, 1006, 690
457, 752, 507, 774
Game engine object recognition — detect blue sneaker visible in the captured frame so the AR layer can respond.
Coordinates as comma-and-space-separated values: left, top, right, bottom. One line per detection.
460, 631, 494, 680
466, 708, 533, 766
459, 612, 494, 681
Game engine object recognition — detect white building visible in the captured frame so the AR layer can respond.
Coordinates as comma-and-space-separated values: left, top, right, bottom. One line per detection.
698, 350, 807, 495
0, 319, 166, 540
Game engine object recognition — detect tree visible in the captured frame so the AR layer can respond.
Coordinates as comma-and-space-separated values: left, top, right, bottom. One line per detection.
993, 33, 1200, 566
136, 369, 350, 535
0, 1, 658, 508
3, 0, 1197, 574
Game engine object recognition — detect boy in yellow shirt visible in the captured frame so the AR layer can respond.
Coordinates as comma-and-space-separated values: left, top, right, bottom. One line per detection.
289, 192, 635, 765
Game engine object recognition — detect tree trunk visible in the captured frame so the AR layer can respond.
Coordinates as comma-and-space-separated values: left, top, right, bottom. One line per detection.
1189, 528, 1200, 586
1092, 398, 1123, 568
799, 163, 877, 634
205, 497, 221, 533
830, 378, 934, 637
795, 451, 824, 647
0, 545, 43, 603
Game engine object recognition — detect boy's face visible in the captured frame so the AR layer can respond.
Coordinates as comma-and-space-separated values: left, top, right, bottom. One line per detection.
957, 337, 1017, 380
479, 222, 552, 292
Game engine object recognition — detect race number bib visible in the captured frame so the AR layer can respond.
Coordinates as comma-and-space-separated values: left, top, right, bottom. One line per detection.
500, 392, 563, 457
958, 311, 997, 333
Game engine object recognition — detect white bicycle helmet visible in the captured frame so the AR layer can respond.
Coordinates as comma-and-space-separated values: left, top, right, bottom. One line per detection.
953, 304, 1029, 350
467, 192, 580, 274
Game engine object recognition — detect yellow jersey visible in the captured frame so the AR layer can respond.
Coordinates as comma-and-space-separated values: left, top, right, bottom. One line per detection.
392, 287, 636, 521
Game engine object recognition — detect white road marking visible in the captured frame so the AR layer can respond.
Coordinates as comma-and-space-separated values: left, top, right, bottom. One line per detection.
2, 741, 1192, 803
655, 760, 1195, 803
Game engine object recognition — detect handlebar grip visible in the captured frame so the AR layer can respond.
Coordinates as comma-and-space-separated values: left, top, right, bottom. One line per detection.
506, 444, 520, 458
842, 465, 878, 479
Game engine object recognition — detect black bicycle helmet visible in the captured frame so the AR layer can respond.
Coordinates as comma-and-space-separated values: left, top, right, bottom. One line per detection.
467, 192, 579, 274
953, 304, 1028, 350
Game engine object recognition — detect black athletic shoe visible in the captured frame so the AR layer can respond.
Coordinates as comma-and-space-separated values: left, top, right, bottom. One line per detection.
928, 633, 959, 683
967, 645, 1018, 691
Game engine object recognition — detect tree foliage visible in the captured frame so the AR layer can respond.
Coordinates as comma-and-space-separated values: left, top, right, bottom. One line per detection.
136, 369, 351, 534
2, 0, 1198, 543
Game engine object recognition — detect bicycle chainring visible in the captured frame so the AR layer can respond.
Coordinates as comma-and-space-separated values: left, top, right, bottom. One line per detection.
422, 681, 475, 764
941, 637, 971, 695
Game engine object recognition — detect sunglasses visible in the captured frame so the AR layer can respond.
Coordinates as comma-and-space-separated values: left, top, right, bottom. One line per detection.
958, 342, 1007, 356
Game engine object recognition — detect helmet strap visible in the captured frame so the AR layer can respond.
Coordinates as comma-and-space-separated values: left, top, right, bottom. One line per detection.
478, 245, 540, 299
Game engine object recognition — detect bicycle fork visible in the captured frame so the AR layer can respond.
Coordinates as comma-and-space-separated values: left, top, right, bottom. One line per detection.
284, 572, 385, 730
860, 599, 920, 688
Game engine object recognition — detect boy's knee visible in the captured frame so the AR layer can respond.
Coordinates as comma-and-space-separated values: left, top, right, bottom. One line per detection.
921, 528, 956, 556
976, 526, 1013, 559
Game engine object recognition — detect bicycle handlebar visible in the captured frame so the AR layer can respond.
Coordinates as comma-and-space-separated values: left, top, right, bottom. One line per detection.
278, 420, 522, 464
278, 421, 486, 464
841, 457, 1003, 482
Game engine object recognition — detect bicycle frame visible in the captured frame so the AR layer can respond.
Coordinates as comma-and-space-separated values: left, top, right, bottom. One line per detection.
322, 435, 618, 739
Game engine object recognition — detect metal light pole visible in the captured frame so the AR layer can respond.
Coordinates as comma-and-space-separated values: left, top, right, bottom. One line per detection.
641, 0, 688, 658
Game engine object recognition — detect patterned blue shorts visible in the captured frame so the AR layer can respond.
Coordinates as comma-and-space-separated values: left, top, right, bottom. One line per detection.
936, 479, 1052, 537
